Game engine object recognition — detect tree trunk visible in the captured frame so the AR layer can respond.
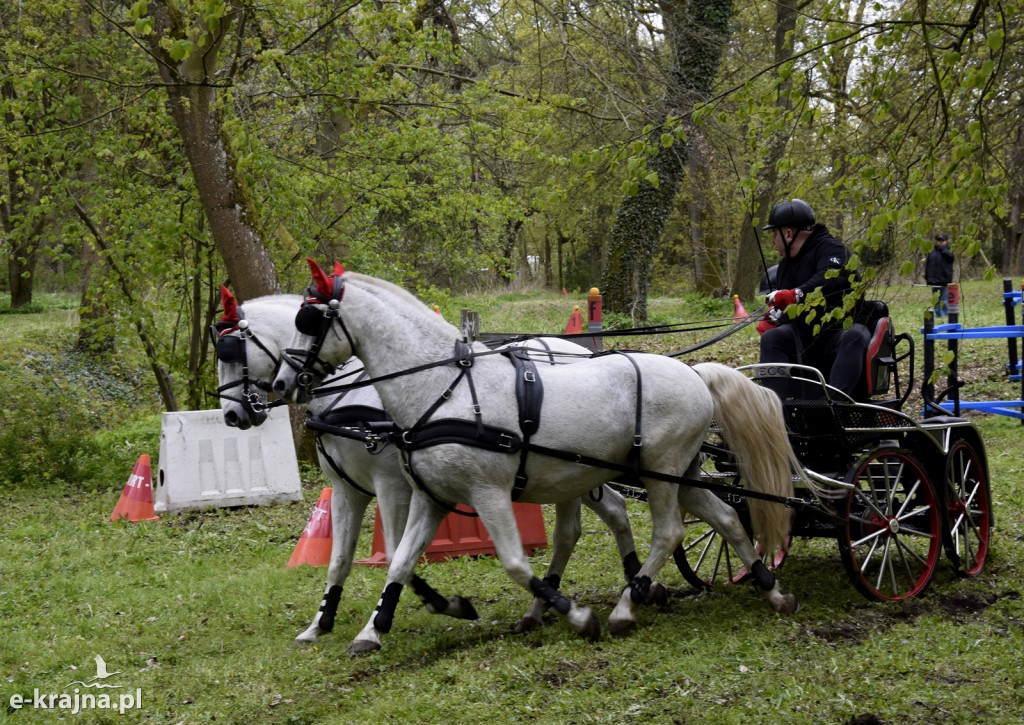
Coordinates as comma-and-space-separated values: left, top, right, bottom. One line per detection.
75, 2, 115, 354
145, 1, 279, 303
1, 77, 41, 309
690, 138, 726, 296
76, 181, 115, 354
7, 239, 37, 308
731, 0, 799, 301
601, 0, 735, 320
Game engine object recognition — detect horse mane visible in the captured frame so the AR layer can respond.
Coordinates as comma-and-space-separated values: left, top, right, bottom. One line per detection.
242, 293, 304, 307
346, 272, 459, 336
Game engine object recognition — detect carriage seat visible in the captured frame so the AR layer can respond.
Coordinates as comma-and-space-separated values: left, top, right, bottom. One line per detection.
854, 300, 898, 401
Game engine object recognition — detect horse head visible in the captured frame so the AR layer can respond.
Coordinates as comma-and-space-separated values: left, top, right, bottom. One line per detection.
212, 288, 299, 429
274, 258, 357, 403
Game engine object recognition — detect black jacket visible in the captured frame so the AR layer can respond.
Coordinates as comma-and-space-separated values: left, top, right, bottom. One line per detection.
925, 245, 954, 285
775, 224, 861, 333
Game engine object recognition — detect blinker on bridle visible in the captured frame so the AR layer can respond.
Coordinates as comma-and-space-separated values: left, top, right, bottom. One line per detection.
282, 274, 356, 397
209, 314, 279, 414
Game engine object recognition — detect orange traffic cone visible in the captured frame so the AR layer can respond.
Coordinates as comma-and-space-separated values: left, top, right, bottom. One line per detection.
564, 305, 583, 334
733, 294, 748, 322
287, 488, 333, 567
109, 454, 160, 522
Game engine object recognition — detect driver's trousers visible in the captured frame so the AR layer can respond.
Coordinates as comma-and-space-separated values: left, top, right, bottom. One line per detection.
759, 322, 871, 397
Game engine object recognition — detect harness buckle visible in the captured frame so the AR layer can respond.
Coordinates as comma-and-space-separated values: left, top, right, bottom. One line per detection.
441, 388, 453, 400
472, 403, 482, 415
524, 370, 536, 383
633, 434, 643, 447
500, 434, 515, 449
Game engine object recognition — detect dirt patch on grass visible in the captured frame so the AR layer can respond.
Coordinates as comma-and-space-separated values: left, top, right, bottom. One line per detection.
847, 714, 886, 725
937, 591, 999, 620
805, 589, 1016, 645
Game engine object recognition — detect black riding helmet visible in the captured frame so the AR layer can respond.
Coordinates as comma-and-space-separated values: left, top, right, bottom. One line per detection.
762, 198, 816, 231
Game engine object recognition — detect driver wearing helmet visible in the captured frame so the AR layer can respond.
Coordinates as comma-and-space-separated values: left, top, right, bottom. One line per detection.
757, 198, 870, 397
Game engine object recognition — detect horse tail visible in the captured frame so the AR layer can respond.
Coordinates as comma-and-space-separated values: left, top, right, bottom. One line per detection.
691, 362, 800, 559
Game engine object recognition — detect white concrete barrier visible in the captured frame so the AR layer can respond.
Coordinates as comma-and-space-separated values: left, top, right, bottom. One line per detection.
155, 407, 302, 513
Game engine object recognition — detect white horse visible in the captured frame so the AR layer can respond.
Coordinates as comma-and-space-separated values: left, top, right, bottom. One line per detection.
272, 259, 802, 653
211, 287, 653, 645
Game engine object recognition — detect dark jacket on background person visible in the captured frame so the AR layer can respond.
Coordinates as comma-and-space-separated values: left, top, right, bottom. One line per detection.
925, 245, 954, 286
774, 223, 861, 333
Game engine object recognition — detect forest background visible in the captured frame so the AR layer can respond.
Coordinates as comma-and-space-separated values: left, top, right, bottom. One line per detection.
1, 0, 1022, 415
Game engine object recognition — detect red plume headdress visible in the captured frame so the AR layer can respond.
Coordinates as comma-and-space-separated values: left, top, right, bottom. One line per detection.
305, 258, 346, 304
215, 286, 241, 335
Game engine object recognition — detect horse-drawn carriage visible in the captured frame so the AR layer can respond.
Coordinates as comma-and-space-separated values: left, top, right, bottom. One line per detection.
213, 261, 993, 652
675, 309, 991, 604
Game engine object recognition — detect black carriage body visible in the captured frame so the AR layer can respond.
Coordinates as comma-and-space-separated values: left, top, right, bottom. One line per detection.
750, 364, 989, 489
686, 363, 992, 601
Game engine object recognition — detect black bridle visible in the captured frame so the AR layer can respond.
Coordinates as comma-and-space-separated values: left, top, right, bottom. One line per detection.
209, 312, 282, 416
278, 280, 358, 400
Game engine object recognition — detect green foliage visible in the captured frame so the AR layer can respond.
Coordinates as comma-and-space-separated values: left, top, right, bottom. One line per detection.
84, 414, 163, 488
0, 299, 160, 489
3, 0, 1024, 387
0, 371, 156, 489
0, 357, 102, 487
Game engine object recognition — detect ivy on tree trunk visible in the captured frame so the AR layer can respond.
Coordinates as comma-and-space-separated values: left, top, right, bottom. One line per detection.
601, 0, 735, 321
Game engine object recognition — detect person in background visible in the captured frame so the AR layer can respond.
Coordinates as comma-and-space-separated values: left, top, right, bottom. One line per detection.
757, 198, 869, 397
925, 233, 954, 318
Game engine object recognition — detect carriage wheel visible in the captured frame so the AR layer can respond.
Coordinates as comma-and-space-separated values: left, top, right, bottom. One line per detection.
943, 439, 991, 577
674, 521, 788, 590
674, 443, 788, 589
838, 447, 941, 601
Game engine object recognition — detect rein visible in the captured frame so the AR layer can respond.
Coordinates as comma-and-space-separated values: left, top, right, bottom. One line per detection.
666, 308, 764, 357
283, 267, 811, 519
523, 439, 839, 520
307, 343, 585, 399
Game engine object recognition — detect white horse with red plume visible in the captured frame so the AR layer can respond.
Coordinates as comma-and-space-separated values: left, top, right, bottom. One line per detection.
210, 286, 657, 645
271, 259, 803, 653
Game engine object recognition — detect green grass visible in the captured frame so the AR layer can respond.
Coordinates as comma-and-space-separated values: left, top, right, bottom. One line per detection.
3, 281, 1024, 724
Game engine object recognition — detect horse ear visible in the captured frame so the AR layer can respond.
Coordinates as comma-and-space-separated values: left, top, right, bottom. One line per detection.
220, 286, 239, 324
306, 257, 333, 298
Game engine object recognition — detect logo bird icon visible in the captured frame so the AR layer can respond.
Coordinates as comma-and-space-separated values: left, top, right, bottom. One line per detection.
66, 655, 123, 689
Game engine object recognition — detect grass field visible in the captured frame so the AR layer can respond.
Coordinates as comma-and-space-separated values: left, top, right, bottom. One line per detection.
2, 280, 1024, 724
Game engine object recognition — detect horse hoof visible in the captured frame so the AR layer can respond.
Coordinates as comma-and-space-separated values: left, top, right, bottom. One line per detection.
448, 596, 479, 621
292, 627, 320, 647
647, 582, 669, 606
607, 618, 634, 638
514, 616, 541, 635
347, 639, 382, 655
773, 594, 799, 615
577, 613, 601, 642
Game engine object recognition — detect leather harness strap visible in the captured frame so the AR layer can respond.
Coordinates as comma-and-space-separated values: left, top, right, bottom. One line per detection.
506, 350, 543, 500
305, 370, 392, 498
300, 339, 652, 515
